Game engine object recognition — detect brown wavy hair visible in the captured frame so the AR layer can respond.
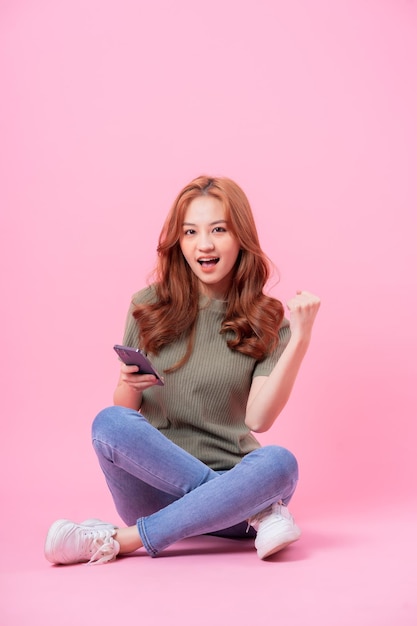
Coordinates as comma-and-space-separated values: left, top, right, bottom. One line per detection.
133, 175, 284, 371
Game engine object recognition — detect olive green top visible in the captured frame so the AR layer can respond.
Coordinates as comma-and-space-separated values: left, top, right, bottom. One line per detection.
122, 286, 291, 470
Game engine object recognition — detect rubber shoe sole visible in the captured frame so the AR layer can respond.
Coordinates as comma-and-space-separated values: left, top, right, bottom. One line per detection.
256, 526, 301, 559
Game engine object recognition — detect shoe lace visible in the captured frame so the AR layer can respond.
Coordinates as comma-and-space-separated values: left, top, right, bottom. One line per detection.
84, 529, 118, 565
246, 502, 285, 532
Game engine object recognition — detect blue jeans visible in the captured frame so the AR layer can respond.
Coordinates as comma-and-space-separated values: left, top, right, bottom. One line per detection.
92, 406, 299, 556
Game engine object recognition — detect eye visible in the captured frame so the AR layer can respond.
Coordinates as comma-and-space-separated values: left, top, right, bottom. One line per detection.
183, 228, 196, 236
213, 226, 226, 233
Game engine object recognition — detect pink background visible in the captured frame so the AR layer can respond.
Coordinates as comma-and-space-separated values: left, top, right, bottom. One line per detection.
1, 1, 416, 624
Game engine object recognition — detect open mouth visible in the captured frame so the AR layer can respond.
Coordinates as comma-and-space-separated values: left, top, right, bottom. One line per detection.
197, 258, 219, 267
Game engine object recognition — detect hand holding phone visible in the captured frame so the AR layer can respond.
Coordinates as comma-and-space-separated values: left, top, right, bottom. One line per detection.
113, 345, 164, 386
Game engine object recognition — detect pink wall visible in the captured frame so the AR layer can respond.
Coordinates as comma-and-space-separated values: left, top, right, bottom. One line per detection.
1, 0, 416, 517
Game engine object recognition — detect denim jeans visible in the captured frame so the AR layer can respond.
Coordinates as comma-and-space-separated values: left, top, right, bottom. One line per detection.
92, 406, 299, 556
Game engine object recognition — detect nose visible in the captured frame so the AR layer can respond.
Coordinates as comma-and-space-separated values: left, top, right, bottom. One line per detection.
197, 233, 215, 251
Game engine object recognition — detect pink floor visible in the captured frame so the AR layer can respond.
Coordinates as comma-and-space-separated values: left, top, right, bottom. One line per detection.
2, 496, 416, 625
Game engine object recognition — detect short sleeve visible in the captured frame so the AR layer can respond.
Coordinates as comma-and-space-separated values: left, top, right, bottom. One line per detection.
252, 318, 291, 377
121, 286, 156, 349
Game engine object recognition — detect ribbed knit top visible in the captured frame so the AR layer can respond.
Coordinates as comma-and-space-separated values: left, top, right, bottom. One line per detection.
122, 286, 291, 470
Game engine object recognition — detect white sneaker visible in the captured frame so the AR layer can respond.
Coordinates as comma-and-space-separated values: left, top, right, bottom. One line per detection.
249, 503, 301, 559
45, 518, 120, 565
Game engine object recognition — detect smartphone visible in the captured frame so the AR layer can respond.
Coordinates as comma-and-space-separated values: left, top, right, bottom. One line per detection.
113, 345, 164, 386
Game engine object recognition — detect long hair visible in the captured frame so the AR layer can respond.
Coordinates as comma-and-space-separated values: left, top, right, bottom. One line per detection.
133, 176, 284, 371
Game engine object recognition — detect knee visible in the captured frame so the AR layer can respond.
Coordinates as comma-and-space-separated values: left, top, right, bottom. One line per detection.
92, 405, 139, 441
92, 405, 147, 443
92, 406, 119, 440
258, 445, 299, 481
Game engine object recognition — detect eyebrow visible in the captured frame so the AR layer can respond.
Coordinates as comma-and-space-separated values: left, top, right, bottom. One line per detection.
182, 220, 228, 226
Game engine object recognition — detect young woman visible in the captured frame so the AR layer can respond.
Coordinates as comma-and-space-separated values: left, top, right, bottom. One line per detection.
45, 176, 320, 565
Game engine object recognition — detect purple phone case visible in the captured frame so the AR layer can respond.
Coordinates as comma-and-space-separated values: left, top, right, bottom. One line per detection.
113, 345, 164, 385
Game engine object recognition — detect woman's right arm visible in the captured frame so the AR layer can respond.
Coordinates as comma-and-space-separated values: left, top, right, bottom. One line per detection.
113, 364, 159, 410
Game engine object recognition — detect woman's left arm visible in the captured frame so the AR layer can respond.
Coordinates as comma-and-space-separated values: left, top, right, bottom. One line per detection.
245, 291, 321, 433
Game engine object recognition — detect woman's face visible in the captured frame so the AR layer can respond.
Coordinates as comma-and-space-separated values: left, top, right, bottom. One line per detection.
179, 195, 241, 299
